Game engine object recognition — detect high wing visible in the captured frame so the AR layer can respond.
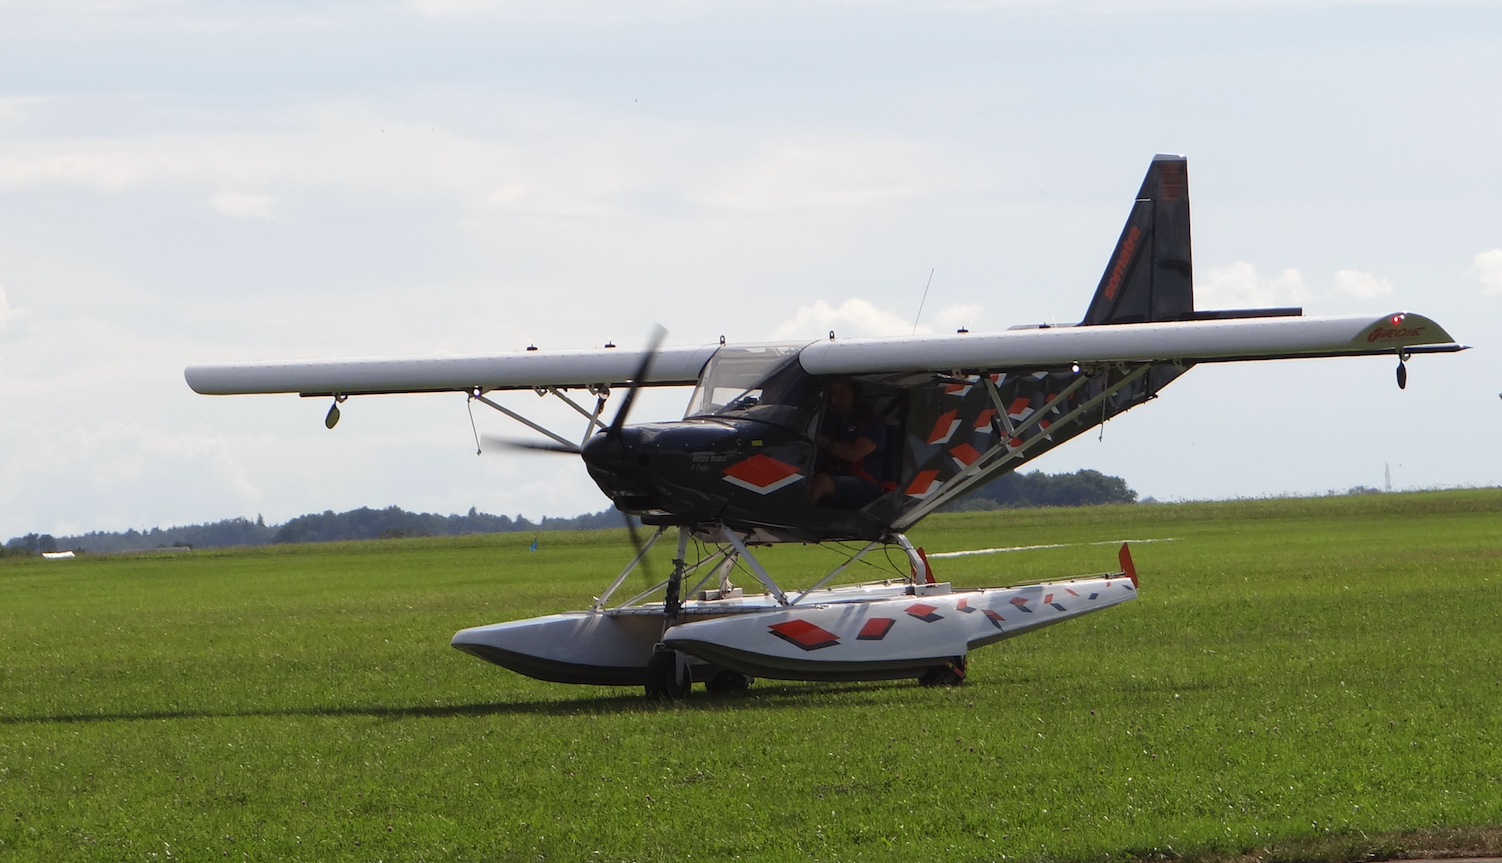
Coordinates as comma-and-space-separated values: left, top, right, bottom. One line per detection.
799, 311, 1460, 376
185, 344, 720, 397
184, 312, 1459, 399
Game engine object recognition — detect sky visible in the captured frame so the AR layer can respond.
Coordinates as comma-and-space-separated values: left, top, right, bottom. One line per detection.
1, 0, 1499, 537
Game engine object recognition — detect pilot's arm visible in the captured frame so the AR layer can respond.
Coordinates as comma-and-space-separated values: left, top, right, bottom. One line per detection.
819, 434, 876, 465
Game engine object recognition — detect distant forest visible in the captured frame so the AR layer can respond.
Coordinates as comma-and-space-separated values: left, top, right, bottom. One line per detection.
943, 468, 1139, 511
5, 469, 1138, 555
5, 506, 635, 555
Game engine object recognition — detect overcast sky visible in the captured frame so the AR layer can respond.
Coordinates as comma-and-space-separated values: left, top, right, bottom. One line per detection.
1, 0, 1499, 537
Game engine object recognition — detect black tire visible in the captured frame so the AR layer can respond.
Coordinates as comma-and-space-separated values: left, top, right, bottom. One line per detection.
918, 656, 968, 688
705, 670, 751, 694
644, 650, 691, 699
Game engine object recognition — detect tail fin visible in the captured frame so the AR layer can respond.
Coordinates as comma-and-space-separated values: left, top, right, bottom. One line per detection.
1081, 154, 1194, 326
1118, 542, 1138, 588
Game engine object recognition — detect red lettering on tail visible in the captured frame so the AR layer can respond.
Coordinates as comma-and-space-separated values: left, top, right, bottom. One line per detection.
1104, 226, 1141, 301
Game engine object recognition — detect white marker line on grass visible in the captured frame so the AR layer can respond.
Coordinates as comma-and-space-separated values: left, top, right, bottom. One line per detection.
928, 538, 1177, 559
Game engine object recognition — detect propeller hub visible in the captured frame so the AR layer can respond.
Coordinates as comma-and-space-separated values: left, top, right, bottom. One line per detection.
582, 427, 658, 508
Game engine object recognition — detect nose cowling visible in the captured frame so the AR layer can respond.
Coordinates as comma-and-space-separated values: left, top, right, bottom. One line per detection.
582, 420, 749, 518
581, 427, 659, 511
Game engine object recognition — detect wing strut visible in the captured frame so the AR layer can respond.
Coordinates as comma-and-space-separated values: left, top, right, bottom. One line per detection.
542, 385, 611, 447
472, 385, 614, 454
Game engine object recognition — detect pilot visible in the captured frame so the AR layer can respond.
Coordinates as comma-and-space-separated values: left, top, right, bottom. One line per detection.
810, 378, 888, 509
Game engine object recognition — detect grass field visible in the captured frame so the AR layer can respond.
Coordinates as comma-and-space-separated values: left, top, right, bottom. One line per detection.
3, 490, 1501, 862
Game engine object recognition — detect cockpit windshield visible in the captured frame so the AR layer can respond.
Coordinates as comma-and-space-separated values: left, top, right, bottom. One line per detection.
685, 343, 819, 433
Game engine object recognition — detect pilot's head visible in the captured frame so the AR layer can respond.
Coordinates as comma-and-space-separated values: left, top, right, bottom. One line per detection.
828, 378, 860, 411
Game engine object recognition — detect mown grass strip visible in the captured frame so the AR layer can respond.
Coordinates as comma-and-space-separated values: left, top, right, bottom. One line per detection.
1, 490, 1499, 861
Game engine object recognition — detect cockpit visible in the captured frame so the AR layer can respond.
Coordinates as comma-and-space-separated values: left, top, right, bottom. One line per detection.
684, 343, 822, 437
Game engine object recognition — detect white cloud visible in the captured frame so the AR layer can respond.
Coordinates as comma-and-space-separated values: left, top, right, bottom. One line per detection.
0, 284, 16, 324
210, 192, 275, 220
1472, 249, 1502, 296
1198, 262, 1308, 308
769, 298, 916, 340
767, 298, 985, 340
1333, 269, 1393, 298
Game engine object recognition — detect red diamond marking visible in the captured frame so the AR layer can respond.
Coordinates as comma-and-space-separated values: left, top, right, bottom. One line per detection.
956, 598, 975, 613
974, 408, 997, 429
905, 603, 943, 623
982, 609, 1005, 629
943, 380, 974, 395
856, 617, 895, 641
768, 619, 840, 651
926, 410, 960, 444
950, 442, 982, 468
905, 470, 941, 498
722, 454, 803, 495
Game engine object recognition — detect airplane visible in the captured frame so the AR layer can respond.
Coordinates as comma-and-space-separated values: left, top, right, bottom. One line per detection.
185, 155, 1465, 698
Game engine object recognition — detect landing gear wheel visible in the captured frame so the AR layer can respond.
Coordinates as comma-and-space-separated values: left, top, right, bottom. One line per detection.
645, 650, 691, 699
705, 670, 752, 694
918, 656, 968, 688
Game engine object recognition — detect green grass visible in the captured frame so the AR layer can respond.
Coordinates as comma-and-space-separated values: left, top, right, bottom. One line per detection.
2, 490, 1501, 862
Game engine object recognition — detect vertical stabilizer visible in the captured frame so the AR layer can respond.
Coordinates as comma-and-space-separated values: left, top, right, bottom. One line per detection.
1081, 154, 1193, 325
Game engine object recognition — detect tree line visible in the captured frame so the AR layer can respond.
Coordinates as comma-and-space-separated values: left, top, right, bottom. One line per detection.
4, 506, 637, 555
4, 469, 1140, 555
944, 468, 1139, 511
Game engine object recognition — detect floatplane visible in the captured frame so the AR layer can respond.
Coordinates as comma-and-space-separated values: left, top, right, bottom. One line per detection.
186, 156, 1464, 697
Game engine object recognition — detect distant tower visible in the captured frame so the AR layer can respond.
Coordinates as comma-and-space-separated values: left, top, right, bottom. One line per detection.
1385, 463, 1392, 493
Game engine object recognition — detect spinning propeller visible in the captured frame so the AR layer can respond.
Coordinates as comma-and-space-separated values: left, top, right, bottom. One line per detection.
593, 324, 667, 575
604, 323, 667, 439
481, 436, 581, 455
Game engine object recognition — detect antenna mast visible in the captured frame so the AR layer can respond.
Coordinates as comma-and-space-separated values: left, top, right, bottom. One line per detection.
911, 268, 935, 335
